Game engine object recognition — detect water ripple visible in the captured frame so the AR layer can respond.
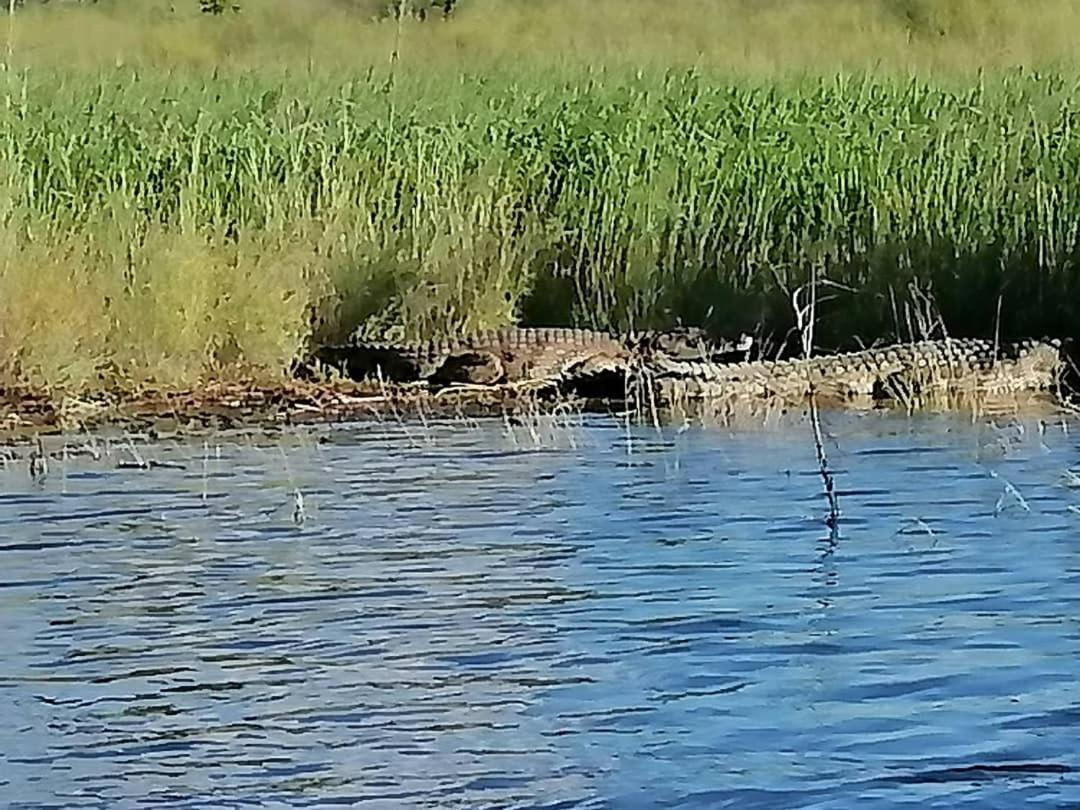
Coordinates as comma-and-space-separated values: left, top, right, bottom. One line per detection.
2, 412, 1080, 807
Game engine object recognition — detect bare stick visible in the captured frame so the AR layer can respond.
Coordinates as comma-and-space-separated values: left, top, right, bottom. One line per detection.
4, 0, 13, 75
993, 292, 1003, 369
389, 0, 407, 88
3, 0, 14, 118
792, 268, 841, 530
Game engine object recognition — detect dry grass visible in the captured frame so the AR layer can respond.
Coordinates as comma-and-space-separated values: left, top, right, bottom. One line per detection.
0, 224, 312, 393
10, 0, 1080, 74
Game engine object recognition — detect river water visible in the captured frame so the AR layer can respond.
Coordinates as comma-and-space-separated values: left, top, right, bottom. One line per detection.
3, 408, 1080, 808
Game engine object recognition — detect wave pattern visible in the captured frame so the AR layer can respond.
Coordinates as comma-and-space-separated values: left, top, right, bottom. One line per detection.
2, 412, 1080, 808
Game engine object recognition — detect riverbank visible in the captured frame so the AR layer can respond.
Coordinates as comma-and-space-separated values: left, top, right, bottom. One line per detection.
0, 358, 1070, 448
4, 2, 1080, 400
0, 377, 634, 442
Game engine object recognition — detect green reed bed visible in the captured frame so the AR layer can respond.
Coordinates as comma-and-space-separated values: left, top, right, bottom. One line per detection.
3, 66, 1080, 394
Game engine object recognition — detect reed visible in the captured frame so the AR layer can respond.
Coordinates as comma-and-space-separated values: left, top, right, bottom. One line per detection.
3, 1, 1080, 396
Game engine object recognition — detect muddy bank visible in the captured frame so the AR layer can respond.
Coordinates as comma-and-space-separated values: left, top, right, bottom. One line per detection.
0, 372, 1072, 452
0, 378, 632, 443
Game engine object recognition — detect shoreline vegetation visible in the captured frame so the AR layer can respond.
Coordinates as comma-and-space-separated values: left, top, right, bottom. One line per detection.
3, 0, 1080, 403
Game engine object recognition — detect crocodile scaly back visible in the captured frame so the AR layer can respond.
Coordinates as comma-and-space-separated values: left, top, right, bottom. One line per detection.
645, 338, 1064, 401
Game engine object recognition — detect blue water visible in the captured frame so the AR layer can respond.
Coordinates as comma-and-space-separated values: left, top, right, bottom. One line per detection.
2, 409, 1080, 808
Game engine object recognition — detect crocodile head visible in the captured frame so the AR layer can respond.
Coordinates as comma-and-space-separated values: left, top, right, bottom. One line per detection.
632, 327, 754, 361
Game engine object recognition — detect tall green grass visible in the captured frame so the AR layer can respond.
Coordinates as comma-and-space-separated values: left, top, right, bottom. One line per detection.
3, 2, 1080, 394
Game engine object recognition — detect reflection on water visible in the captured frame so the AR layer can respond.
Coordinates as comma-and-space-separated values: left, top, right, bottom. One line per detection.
2, 410, 1080, 808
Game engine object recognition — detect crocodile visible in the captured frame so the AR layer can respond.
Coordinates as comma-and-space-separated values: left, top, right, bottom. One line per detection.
314, 326, 753, 387
639, 338, 1064, 405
